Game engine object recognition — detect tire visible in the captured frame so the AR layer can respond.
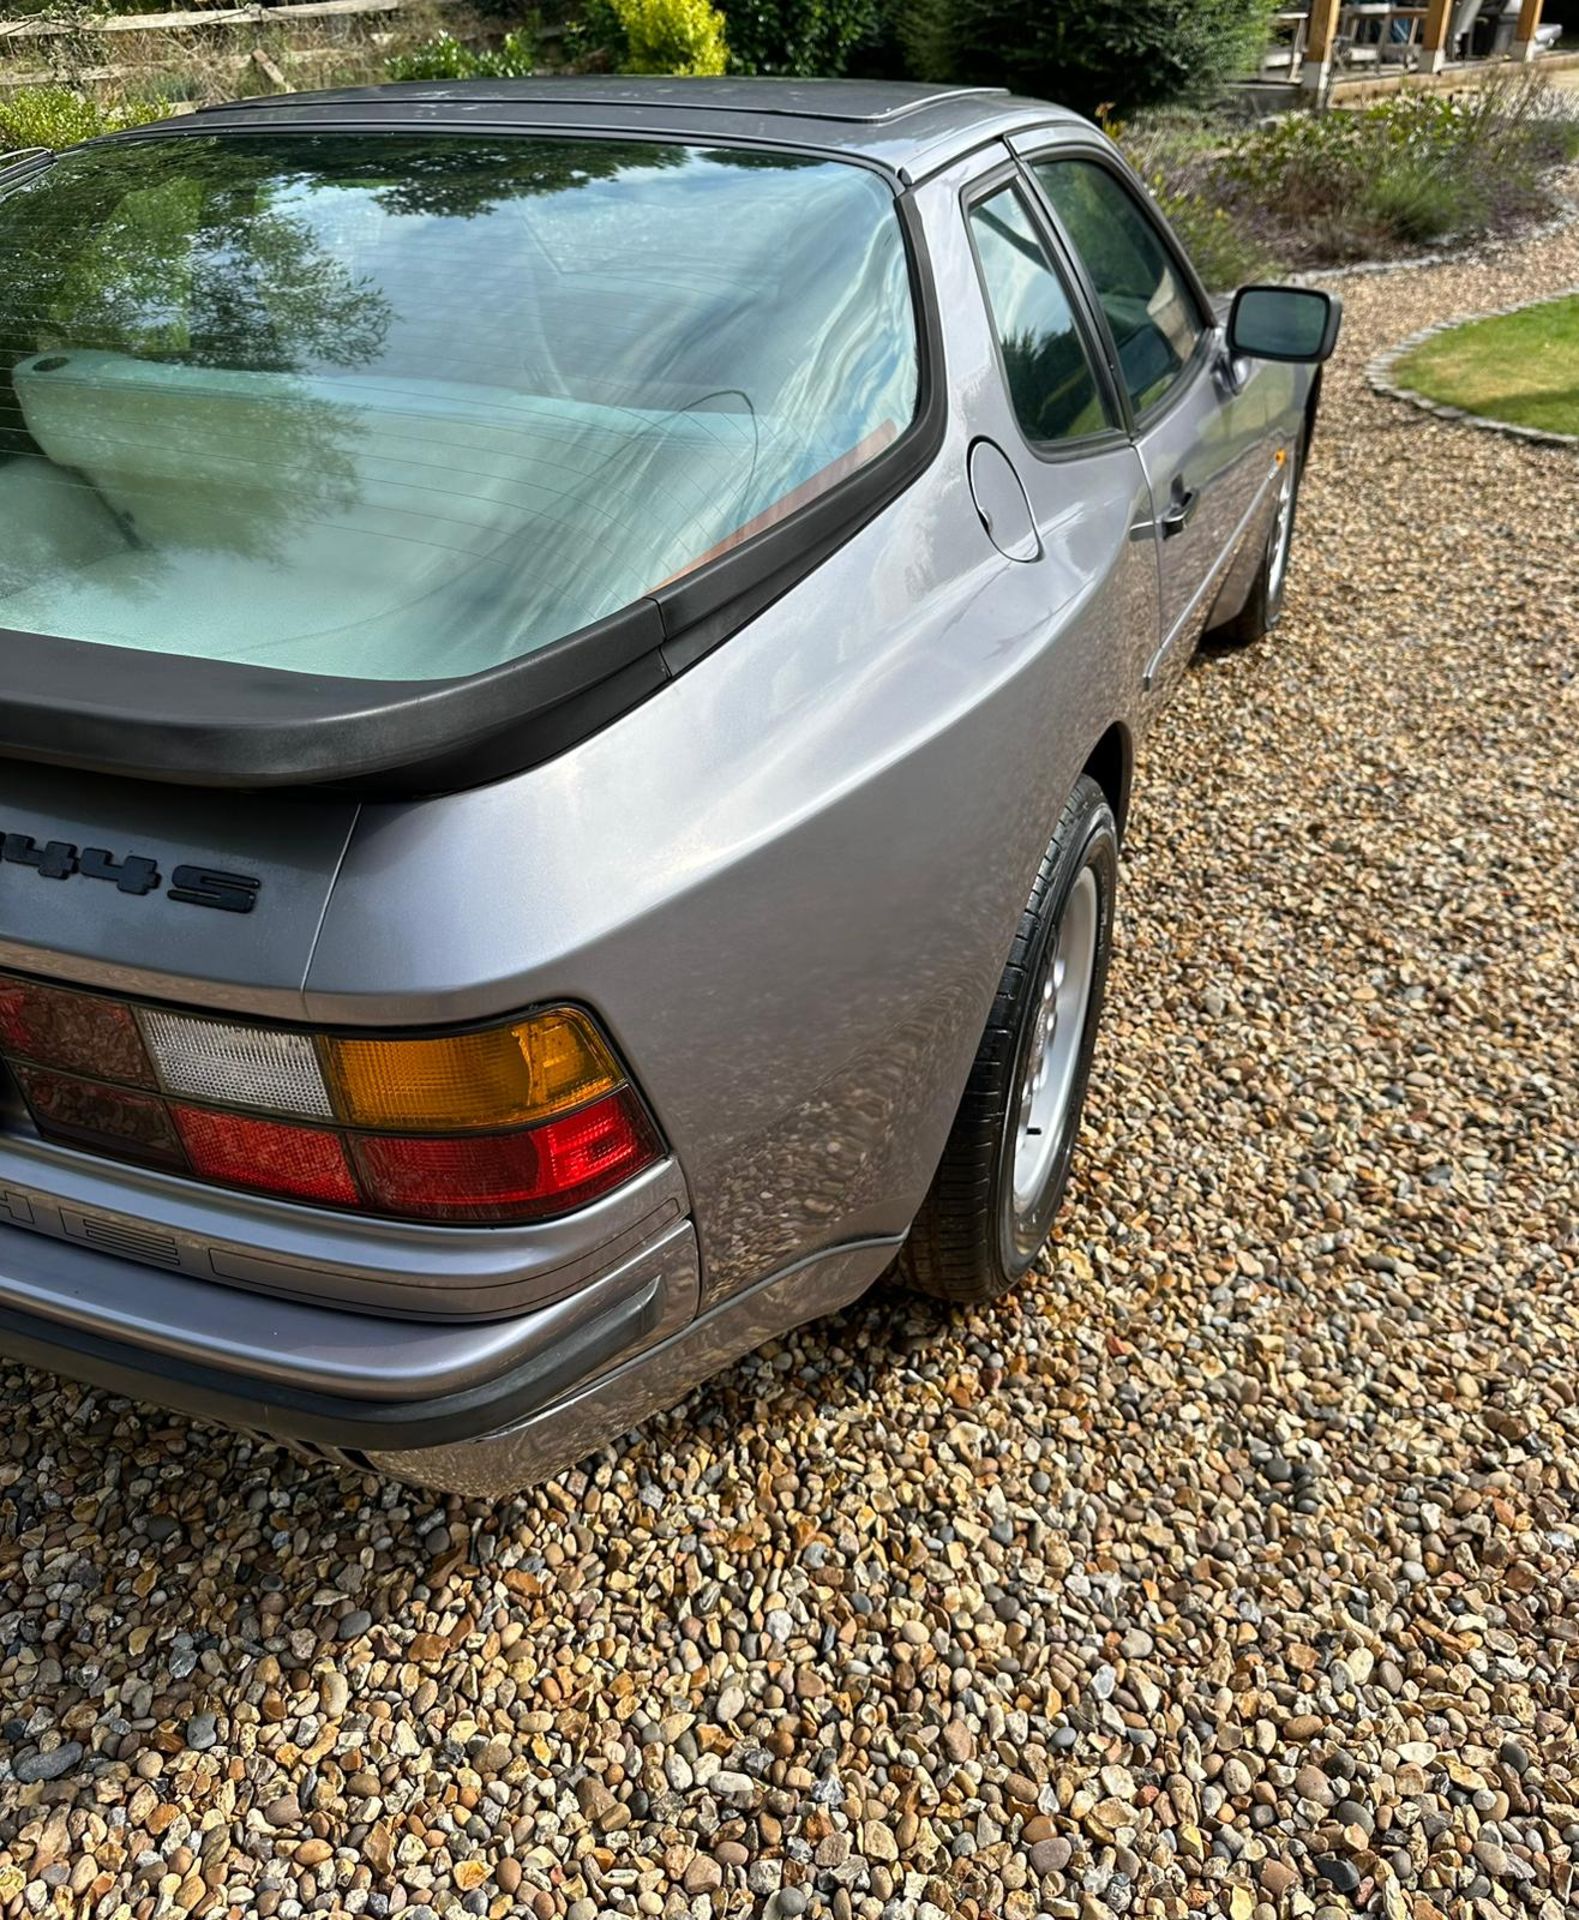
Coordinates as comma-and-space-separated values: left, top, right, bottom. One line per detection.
1210, 441, 1300, 649
900, 775, 1118, 1304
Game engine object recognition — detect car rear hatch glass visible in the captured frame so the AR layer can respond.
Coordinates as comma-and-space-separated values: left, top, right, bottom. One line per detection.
0, 128, 923, 786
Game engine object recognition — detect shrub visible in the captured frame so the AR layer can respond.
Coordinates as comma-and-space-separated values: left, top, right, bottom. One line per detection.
1218, 74, 1578, 265
613, 0, 730, 72
1360, 152, 1479, 247
386, 28, 537, 82
905, 0, 1277, 120
1151, 181, 1268, 291
0, 85, 162, 157
717, 0, 880, 76
569, 0, 628, 64
1112, 112, 1268, 292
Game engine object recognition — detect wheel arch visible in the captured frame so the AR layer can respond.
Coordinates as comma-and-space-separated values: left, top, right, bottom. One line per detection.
1082, 722, 1133, 844
1302, 368, 1324, 464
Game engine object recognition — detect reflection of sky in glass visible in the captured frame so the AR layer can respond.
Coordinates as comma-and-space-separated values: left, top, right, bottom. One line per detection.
0, 139, 919, 682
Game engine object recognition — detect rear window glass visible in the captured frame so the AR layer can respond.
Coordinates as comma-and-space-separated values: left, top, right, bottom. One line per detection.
0, 133, 919, 682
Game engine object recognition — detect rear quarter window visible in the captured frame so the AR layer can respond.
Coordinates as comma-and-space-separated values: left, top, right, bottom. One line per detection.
0, 134, 920, 682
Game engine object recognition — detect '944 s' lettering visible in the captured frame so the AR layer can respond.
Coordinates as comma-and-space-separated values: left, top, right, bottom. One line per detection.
0, 836, 259, 913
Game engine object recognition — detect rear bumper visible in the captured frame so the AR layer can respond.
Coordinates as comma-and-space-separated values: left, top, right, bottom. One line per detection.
365, 1233, 900, 1495
0, 1132, 689, 1320
0, 1199, 901, 1493
0, 1211, 699, 1457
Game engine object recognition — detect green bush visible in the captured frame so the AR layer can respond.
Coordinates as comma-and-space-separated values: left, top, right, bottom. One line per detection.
612, 0, 730, 71
386, 28, 537, 82
1112, 112, 1267, 292
1151, 181, 1268, 292
568, 0, 627, 63
0, 86, 162, 157
1219, 74, 1579, 265
718, 0, 880, 76
905, 0, 1276, 119
1360, 152, 1479, 247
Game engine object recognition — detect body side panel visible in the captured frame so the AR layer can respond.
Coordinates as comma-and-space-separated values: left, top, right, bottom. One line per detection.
304, 152, 1156, 1307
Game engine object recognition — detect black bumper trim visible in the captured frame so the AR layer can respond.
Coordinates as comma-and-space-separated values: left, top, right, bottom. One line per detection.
0, 1259, 665, 1452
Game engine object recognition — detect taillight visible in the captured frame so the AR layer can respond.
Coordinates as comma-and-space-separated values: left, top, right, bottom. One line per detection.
0, 971, 660, 1225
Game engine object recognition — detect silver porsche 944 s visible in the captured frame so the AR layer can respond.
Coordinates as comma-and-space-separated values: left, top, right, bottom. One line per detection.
0, 79, 1339, 1493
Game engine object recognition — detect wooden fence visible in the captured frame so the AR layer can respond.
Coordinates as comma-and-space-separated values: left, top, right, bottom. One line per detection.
0, 0, 459, 91
0, 0, 442, 39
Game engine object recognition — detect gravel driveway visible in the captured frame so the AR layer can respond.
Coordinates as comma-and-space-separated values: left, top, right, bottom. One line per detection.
3, 190, 1578, 1920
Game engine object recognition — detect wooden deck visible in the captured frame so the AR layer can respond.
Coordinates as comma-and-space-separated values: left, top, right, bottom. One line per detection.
1240, 44, 1579, 108
1255, 0, 1568, 99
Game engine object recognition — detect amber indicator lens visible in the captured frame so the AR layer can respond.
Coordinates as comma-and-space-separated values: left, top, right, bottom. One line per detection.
0, 978, 155, 1088
323, 1009, 621, 1132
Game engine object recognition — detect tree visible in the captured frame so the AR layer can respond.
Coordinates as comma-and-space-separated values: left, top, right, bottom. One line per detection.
905, 0, 1276, 120
717, 0, 883, 76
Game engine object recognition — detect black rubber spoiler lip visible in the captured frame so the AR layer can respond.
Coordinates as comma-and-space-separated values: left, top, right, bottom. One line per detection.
0, 604, 670, 795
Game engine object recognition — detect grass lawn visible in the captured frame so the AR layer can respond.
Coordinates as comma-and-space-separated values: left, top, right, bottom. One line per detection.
1394, 294, 1579, 437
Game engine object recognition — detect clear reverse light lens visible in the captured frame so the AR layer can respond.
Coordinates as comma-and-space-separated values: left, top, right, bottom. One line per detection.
139, 1009, 334, 1119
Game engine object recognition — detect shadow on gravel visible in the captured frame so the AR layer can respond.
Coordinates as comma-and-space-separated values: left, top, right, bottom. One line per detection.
0, 1263, 1020, 1763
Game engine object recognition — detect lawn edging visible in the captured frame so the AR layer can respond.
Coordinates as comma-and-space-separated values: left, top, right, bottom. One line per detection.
1366, 288, 1579, 452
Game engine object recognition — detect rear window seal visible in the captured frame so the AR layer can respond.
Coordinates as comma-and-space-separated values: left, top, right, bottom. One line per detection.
0, 131, 946, 799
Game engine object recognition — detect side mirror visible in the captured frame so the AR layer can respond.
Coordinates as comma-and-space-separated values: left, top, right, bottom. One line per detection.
1227, 285, 1342, 364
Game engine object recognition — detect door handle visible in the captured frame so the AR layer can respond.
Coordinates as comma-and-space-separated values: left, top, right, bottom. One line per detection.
1161, 482, 1198, 539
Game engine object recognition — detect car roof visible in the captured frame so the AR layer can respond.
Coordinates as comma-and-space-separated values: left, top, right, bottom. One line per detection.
176, 77, 1089, 184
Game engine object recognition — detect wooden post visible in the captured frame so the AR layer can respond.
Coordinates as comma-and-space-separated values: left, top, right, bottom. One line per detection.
1512, 0, 1545, 59
1419, 0, 1454, 70
1301, 0, 1344, 93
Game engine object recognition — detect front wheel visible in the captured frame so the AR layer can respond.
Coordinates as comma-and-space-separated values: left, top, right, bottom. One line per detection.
1210, 442, 1300, 649
901, 776, 1118, 1303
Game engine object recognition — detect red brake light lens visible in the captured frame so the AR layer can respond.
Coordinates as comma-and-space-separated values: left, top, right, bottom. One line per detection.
352, 1089, 659, 1224
13, 1066, 186, 1170
170, 1104, 361, 1208
0, 970, 661, 1226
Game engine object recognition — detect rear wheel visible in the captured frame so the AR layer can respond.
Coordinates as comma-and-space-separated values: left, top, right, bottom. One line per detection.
1210, 443, 1299, 649
901, 776, 1117, 1303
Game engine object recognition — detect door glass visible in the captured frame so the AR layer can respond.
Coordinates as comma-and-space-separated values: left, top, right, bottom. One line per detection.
1033, 158, 1204, 415
967, 186, 1109, 447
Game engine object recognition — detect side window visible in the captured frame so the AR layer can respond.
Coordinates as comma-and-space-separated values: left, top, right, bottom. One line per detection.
967, 185, 1111, 448
1032, 158, 1205, 416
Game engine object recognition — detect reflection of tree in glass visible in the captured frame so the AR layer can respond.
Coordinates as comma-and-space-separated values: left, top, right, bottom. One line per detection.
1000, 328, 1107, 443
362, 136, 688, 220
707, 150, 819, 172
0, 138, 393, 565
4, 139, 391, 373
0, 131, 787, 587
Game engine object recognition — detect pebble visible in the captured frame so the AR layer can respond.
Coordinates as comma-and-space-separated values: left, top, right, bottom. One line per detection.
1030, 1837, 1073, 1874
682, 1856, 722, 1894
1314, 1857, 1361, 1895
11, 1743, 83, 1784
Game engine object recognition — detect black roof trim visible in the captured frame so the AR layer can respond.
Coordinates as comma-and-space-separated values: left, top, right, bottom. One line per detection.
189, 77, 1009, 128
166, 76, 1075, 178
